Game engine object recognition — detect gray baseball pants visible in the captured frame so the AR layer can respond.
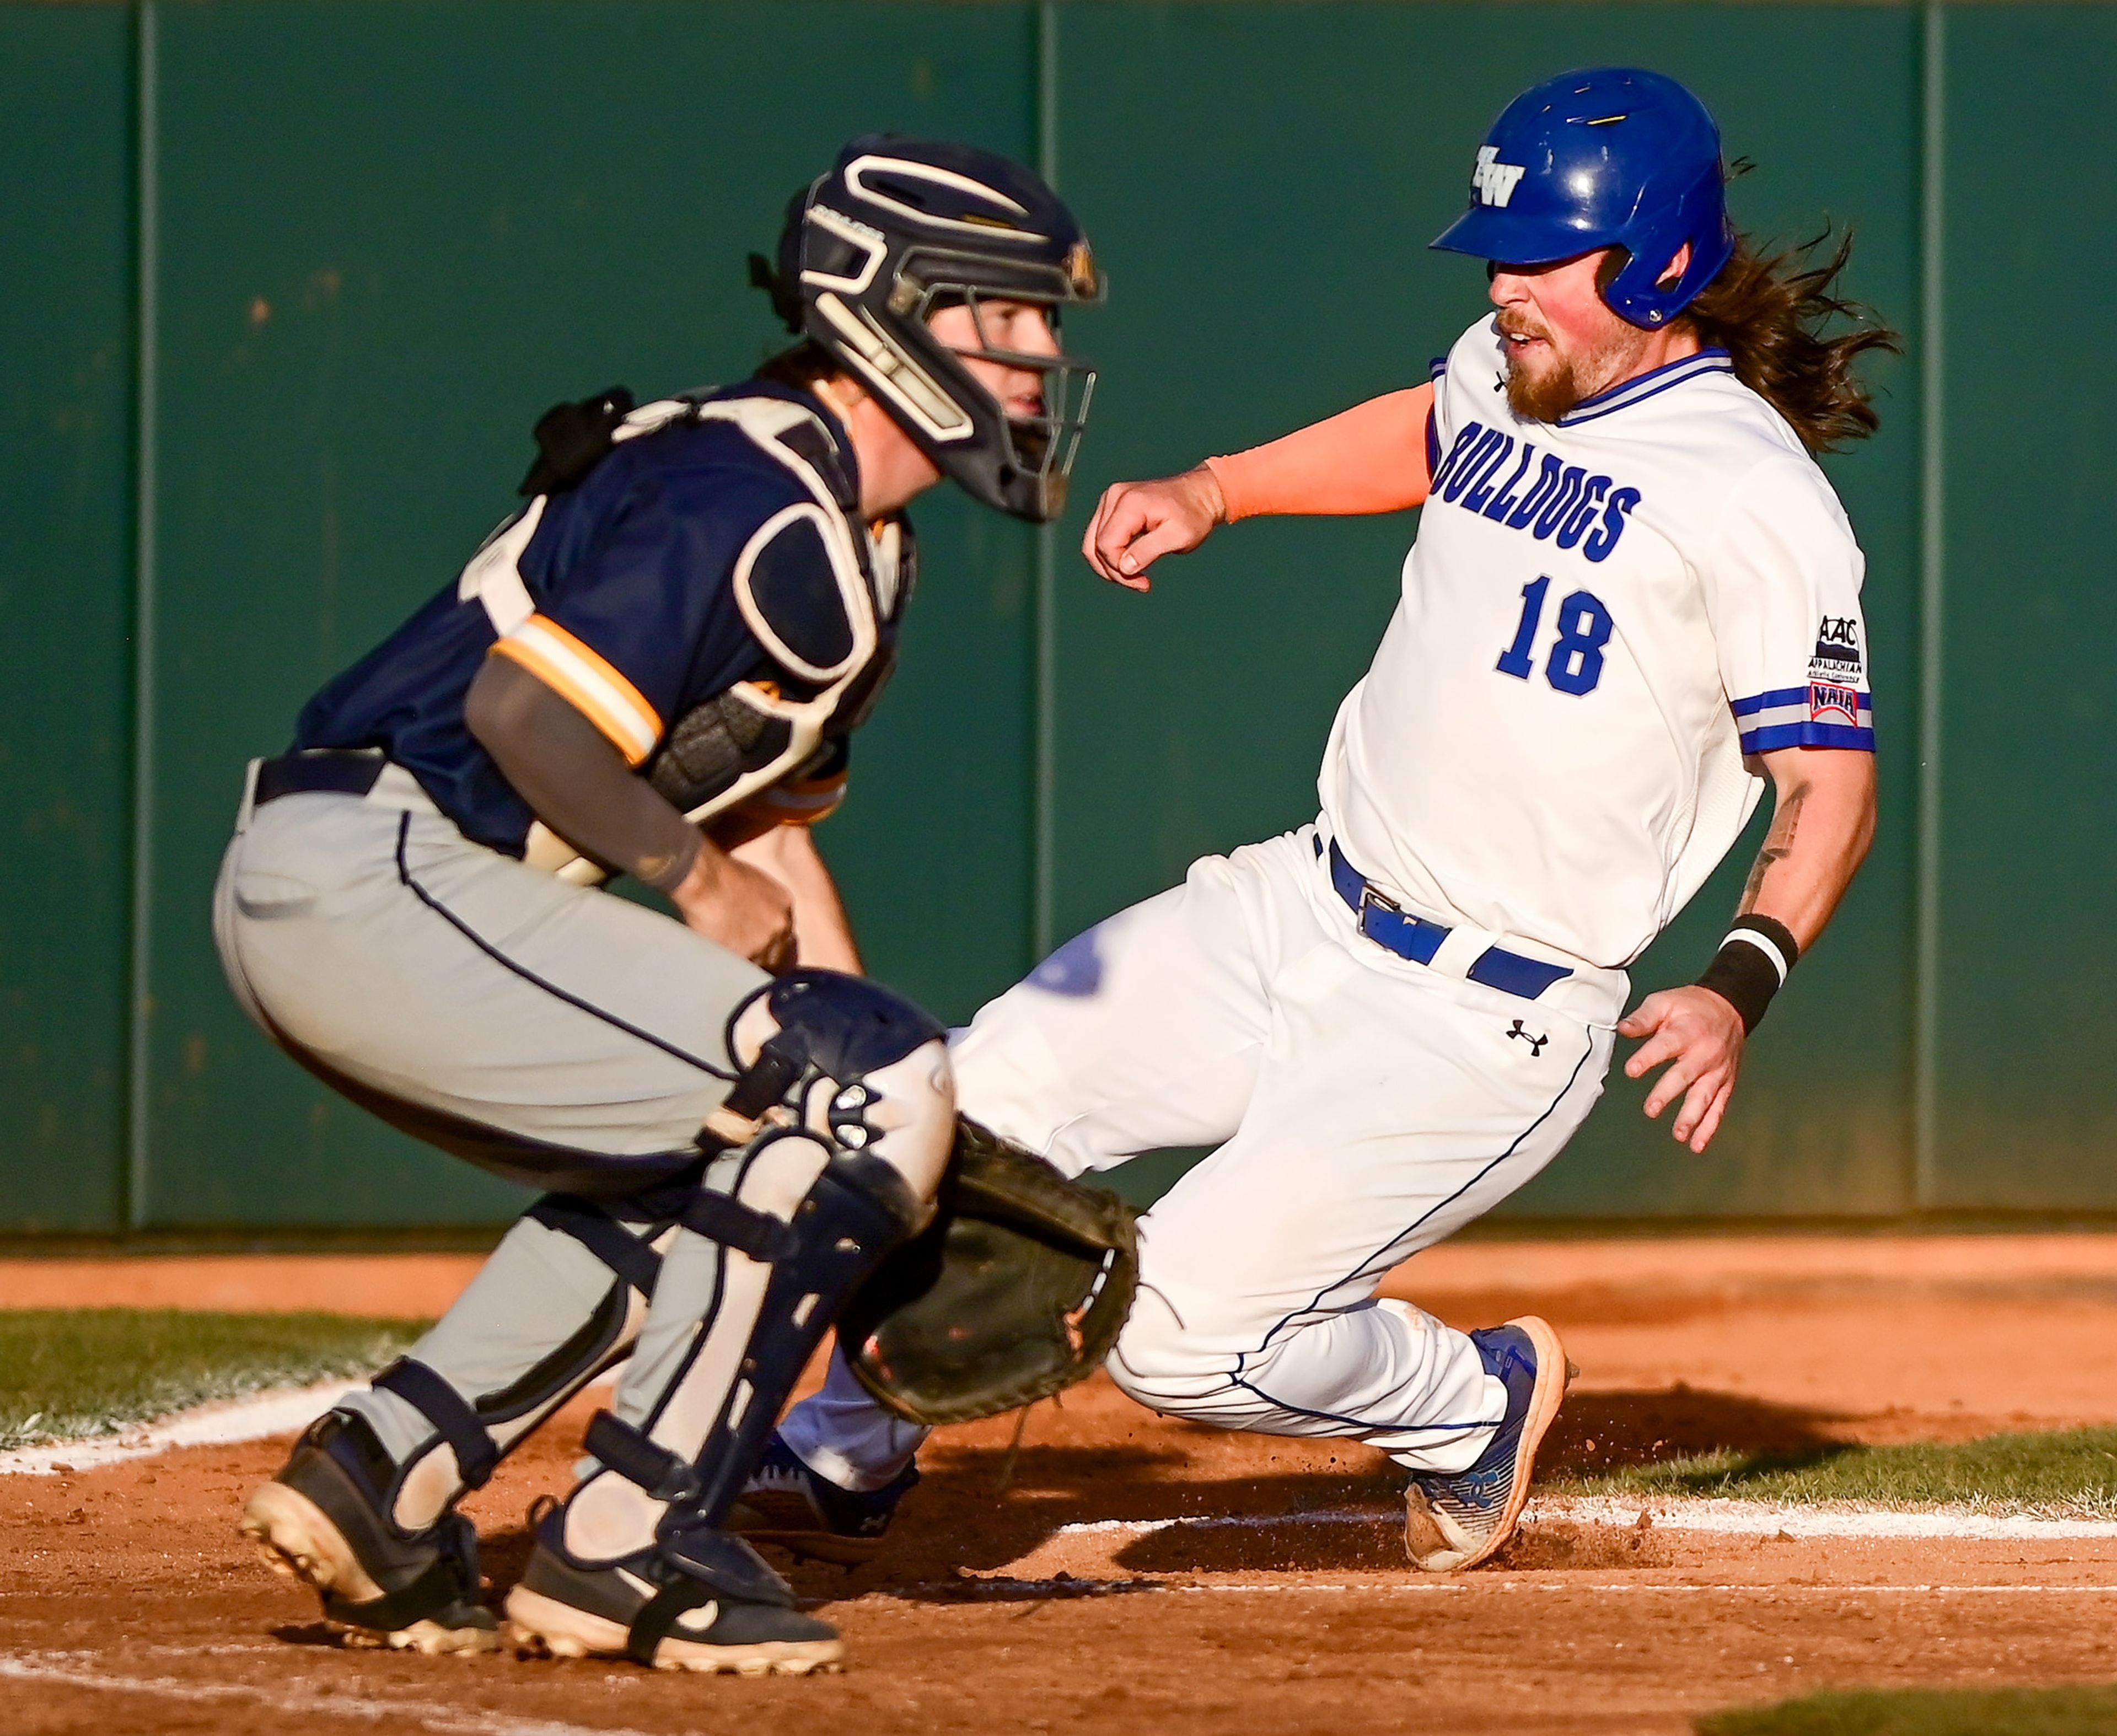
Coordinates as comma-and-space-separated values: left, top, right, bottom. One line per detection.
215, 771, 771, 1523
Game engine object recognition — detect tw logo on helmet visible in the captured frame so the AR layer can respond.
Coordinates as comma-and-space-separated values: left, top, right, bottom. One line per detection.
1471, 146, 1527, 209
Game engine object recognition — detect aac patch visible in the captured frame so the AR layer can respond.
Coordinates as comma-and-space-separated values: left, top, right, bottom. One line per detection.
1808, 614, 1863, 686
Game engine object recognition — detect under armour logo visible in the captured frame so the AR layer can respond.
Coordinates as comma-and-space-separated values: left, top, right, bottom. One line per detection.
1471, 146, 1527, 208
1507, 1019, 1548, 1056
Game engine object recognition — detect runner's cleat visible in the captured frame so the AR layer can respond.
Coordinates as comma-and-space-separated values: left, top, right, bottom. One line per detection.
240, 1411, 502, 1653
503, 1507, 842, 1675
1402, 1315, 1572, 1573
725, 1432, 920, 1566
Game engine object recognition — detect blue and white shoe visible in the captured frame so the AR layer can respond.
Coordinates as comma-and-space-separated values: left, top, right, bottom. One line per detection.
726, 1433, 920, 1567
1403, 1315, 1574, 1573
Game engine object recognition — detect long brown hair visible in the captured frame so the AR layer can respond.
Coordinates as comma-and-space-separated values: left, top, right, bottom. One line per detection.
1679, 231, 1901, 454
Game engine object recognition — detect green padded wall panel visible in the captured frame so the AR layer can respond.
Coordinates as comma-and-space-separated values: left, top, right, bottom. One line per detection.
18, 1, 2117, 1233
1050, 4, 1921, 1218
139, 0, 1036, 1225
1926, 7, 2117, 1208
0, 7, 133, 1231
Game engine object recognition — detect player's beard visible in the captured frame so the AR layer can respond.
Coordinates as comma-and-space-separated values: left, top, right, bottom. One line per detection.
1500, 321, 1647, 423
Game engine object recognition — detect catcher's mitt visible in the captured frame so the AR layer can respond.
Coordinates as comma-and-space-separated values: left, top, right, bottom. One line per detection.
836, 1117, 1138, 1426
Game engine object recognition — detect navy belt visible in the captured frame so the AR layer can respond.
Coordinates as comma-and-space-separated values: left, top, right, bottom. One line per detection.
1319, 836, 1572, 1002
254, 748, 388, 807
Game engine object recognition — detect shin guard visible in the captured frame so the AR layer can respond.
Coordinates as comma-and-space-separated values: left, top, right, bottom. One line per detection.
550, 972, 954, 1628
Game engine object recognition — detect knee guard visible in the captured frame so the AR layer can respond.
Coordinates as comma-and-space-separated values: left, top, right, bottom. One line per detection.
704, 970, 957, 1203
568, 972, 954, 1562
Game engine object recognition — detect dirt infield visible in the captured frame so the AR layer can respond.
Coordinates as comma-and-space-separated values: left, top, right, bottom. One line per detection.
8, 1235, 2117, 1734
0, 1253, 484, 1317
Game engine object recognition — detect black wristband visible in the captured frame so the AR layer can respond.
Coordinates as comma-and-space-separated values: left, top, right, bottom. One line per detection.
1695, 916, 1801, 1035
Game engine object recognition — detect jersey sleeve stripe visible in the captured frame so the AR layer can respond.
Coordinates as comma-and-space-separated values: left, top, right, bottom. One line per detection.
1729, 685, 1846, 717
491, 615, 663, 766
1738, 720, 1876, 754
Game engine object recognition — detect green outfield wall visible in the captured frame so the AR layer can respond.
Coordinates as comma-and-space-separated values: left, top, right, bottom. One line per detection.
1, 1, 2107, 1233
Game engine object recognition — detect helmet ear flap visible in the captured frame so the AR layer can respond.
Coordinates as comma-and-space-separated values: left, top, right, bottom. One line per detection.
1592, 245, 1687, 326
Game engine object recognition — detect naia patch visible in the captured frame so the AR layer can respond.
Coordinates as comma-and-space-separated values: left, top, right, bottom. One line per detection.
1809, 681, 1861, 727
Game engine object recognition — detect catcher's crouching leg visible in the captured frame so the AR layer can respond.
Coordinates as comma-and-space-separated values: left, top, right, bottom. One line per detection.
241, 1187, 676, 1652
505, 972, 953, 1675
242, 1410, 499, 1654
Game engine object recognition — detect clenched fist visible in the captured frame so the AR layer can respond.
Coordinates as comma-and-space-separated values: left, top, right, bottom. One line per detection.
1081, 466, 1227, 590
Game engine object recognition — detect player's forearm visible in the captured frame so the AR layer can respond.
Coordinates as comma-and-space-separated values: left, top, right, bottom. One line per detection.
1202, 384, 1435, 522
1737, 747, 1878, 952
732, 825, 862, 972
465, 655, 701, 891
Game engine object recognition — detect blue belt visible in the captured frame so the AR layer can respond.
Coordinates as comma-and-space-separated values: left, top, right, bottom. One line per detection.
1318, 836, 1572, 1002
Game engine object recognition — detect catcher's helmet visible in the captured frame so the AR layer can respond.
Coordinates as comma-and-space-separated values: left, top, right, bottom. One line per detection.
756, 135, 1105, 523
1431, 67, 1735, 330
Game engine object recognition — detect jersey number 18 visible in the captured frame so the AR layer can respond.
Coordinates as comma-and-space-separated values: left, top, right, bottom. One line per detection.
1496, 576, 1613, 696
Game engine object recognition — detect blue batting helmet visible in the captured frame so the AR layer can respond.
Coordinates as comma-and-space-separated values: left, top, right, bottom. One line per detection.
1431, 67, 1736, 330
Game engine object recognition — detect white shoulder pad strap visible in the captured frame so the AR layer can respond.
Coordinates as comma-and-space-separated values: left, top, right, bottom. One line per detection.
869, 518, 906, 619
610, 397, 705, 445
455, 496, 546, 636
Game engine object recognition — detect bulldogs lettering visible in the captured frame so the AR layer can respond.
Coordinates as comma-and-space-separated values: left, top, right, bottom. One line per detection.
1429, 421, 1640, 563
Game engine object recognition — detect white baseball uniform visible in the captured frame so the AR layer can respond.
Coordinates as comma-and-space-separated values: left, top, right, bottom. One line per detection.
781, 316, 1875, 1490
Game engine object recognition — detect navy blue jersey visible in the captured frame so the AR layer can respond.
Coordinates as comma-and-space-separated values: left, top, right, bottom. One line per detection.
296, 380, 906, 856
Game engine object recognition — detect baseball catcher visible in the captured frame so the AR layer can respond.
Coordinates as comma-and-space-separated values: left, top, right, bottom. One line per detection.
216, 135, 1120, 1675
749, 68, 1892, 1579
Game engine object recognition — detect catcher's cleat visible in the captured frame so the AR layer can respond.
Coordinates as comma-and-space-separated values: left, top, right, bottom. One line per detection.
240, 1410, 502, 1654
1403, 1315, 1573, 1573
725, 1433, 920, 1567
503, 1507, 842, 1675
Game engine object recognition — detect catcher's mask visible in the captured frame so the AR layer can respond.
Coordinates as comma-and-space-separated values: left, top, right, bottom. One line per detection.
754, 134, 1105, 524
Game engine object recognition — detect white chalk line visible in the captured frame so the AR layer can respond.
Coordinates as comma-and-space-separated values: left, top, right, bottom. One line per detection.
6, 1385, 2111, 1546
1052, 1497, 2117, 1544
0, 1368, 622, 1478
0, 1380, 365, 1477
922, 1577, 2117, 1600
0, 1651, 660, 1736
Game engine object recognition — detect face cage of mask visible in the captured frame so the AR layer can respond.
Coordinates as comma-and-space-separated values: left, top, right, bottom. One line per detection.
905, 278, 1099, 506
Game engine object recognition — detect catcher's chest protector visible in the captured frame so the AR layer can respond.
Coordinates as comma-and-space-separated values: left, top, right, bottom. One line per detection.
836, 1118, 1140, 1426
463, 386, 915, 882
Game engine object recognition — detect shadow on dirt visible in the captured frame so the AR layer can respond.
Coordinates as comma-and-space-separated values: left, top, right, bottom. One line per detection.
460, 1384, 1857, 1606
269, 1620, 353, 1648
882, 1388, 1849, 1585
1540, 1386, 1858, 1481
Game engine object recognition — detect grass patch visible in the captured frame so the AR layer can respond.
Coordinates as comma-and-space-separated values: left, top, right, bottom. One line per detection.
1552, 1426, 2117, 1519
1697, 1684, 2117, 1735
0, 1309, 428, 1450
